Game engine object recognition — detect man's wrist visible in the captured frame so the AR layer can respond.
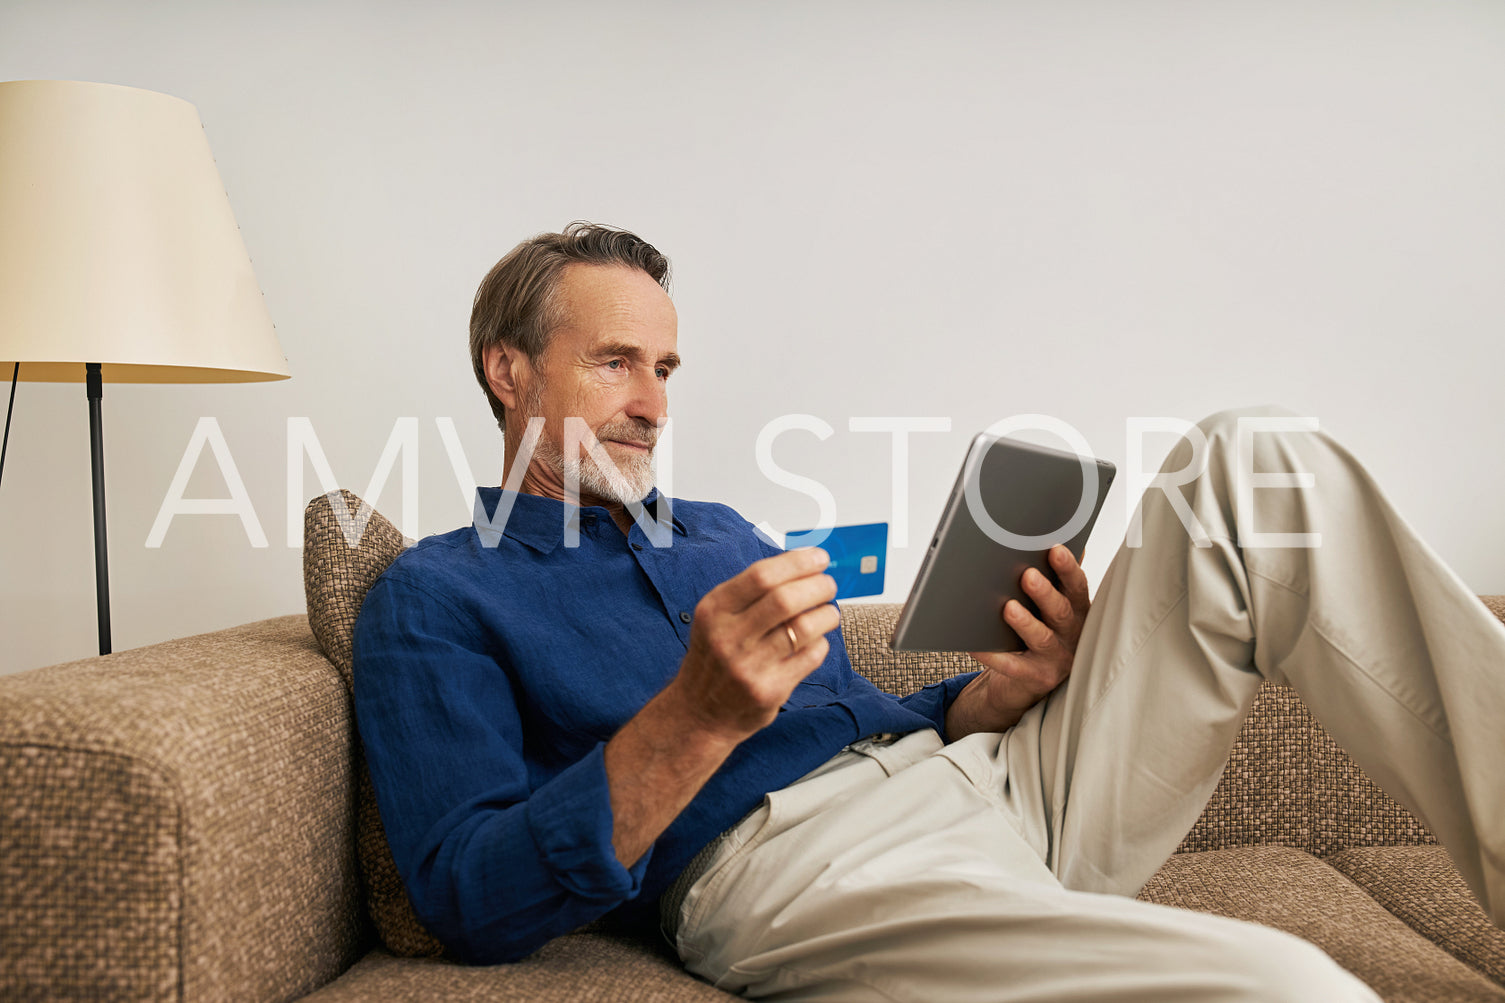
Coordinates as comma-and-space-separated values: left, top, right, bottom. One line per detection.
945, 672, 1032, 742
650, 678, 750, 756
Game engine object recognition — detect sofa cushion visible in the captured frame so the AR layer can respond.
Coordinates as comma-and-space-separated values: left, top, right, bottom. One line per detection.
303, 490, 448, 959
303, 489, 412, 690
300, 932, 736, 1002
1138, 845, 1505, 1001
1326, 845, 1505, 988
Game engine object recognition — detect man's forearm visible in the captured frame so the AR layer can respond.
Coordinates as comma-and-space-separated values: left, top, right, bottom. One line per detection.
603, 681, 744, 868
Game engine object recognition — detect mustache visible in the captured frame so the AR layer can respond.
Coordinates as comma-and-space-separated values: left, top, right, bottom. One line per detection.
595, 421, 659, 450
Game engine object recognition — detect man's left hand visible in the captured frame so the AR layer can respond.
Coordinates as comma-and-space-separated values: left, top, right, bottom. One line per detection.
944, 545, 1091, 741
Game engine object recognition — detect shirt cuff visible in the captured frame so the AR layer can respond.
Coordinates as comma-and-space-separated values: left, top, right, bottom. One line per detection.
526, 742, 651, 902
897, 670, 981, 739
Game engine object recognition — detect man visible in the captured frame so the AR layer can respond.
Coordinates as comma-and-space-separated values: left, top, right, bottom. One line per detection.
353, 222, 1504, 1001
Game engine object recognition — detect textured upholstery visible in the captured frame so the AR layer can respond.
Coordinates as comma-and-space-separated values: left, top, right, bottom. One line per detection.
1326, 846, 1505, 987
299, 931, 737, 1002
0, 616, 366, 1001
1485, 594, 1505, 625
303, 489, 447, 959
836, 601, 980, 697
1138, 846, 1505, 1002
1, 745, 179, 999
302, 488, 412, 692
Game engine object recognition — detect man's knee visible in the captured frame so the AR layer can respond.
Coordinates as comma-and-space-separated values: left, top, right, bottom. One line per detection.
1132, 405, 1316, 549
1187, 405, 1343, 534
1194, 404, 1295, 434
1149, 406, 1305, 485
1193, 405, 1350, 467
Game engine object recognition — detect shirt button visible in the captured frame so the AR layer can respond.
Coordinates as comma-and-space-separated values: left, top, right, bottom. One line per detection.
631, 542, 643, 551
679, 611, 692, 624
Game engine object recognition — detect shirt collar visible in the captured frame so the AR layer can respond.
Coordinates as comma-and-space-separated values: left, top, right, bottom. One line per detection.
472, 485, 687, 553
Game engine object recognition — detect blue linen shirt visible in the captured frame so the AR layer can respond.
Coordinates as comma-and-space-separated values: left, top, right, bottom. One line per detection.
352, 486, 979, 965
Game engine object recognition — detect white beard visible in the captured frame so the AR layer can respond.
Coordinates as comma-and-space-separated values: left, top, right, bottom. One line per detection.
518, 395, 654, 508
515, 369, 658, 505
538, 430, 656, 506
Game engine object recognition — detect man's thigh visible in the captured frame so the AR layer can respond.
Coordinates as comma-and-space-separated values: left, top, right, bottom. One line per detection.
674, 735, 1375, 1002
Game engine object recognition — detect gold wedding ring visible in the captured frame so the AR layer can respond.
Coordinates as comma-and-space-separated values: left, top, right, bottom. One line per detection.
785, 623, 798, 655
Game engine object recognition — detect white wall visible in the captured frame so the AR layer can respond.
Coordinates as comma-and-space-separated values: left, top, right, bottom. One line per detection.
2, 0, 1502, 674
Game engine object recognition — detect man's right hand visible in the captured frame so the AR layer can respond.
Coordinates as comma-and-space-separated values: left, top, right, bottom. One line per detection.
671, 547, 841, 742
603, 547, 838, 868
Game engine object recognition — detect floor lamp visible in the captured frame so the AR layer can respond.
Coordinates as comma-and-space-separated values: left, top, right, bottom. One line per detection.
0, 79, 290, 656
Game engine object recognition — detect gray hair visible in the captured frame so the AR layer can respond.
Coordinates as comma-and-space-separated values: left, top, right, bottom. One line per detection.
468, 221, 671, 429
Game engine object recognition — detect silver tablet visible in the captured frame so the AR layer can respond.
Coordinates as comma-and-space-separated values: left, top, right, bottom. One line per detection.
890, 433, 1116, 652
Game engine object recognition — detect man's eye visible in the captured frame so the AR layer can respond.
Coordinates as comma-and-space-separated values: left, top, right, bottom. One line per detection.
655, 367, 669, 379
606, 359, 624, 371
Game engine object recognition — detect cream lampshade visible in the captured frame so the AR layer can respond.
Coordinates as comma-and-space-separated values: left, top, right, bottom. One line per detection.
0, 79, 290, 656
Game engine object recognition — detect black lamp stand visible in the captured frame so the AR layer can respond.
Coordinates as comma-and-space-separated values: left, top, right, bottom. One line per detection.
86, 362, 111, 655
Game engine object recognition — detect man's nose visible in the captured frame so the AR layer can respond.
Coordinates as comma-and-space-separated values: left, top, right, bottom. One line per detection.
625, 370, 669, 423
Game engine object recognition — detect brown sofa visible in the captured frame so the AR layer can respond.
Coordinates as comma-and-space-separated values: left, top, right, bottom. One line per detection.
3, 497, 1503, 1001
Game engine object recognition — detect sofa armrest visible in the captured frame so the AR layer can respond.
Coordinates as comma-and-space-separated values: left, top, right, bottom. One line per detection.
0, 616, 367, 1002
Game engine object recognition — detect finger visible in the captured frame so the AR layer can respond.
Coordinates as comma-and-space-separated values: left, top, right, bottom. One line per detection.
1049, 545, 1091, 614
1002, 599, 1058, 655
742, 570, 838, 639
969, 650, 1062, 694
717, 548, 830, 613
787, 635, 831, 675
771, 602, 842, 659
795, 602, 842, 648
1021, 566, 1074, 634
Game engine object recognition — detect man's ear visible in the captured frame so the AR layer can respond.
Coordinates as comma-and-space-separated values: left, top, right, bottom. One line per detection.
483, 343, 525, 410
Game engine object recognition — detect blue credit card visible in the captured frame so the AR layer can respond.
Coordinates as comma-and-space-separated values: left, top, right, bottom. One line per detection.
784, 522, 888, 599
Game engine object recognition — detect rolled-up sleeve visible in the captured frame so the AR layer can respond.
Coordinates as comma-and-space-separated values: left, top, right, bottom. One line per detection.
524, 744, 642, 901
353, 575, 649, 964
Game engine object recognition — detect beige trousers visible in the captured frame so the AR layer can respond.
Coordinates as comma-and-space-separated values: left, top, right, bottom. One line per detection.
669, 408, 1505, 1001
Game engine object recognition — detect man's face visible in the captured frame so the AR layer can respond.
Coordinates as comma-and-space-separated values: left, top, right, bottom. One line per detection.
510, 263, 680, 505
